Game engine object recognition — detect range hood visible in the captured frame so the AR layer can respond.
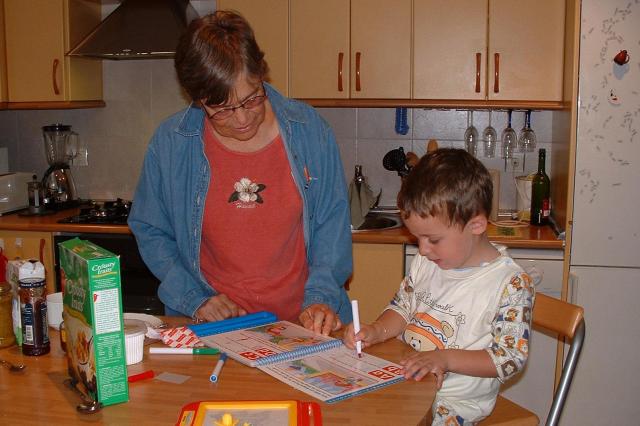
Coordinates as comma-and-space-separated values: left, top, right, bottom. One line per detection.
67, 0, 199, 60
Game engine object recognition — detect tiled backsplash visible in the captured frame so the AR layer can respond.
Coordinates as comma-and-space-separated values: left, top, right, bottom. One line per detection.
320, 107, 555, 211
0, 58, 554, 213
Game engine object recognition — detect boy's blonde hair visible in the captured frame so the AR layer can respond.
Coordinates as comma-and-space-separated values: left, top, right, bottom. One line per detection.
397, 148, 493, 228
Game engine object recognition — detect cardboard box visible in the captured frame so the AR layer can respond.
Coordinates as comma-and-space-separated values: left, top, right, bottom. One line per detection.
59, 238, 129, 406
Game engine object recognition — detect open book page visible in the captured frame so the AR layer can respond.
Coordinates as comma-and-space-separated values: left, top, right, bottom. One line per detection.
199, 321, 340, 367
258, 346, 405, 403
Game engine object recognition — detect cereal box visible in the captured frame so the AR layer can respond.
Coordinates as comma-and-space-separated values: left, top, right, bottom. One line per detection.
59, 238, 129, 406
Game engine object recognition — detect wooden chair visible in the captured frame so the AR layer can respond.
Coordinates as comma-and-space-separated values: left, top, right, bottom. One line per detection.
480, 293, 585, 426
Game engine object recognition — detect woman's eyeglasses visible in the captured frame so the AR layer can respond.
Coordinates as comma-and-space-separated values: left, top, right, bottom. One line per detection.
203, 85, 267, 121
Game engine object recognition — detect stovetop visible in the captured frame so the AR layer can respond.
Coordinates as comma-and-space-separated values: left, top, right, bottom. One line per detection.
57, 199, 132, 225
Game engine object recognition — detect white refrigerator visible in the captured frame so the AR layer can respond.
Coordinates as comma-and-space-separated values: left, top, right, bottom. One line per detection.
563, 0, 640, 423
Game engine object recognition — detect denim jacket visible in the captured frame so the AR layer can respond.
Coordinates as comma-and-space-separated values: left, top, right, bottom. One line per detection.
128, 83, 353, 324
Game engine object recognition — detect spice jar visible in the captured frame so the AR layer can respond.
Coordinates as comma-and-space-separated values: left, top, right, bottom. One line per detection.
19, 261, 50, 356
0, 282, 16, 348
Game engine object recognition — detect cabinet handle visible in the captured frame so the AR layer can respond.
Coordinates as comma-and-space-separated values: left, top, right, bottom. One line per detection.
493, 53, 500, 93
355, 51, 361, 92
52, 59, 60, 95
338, 52, 344, 92
475, 52, 481, 93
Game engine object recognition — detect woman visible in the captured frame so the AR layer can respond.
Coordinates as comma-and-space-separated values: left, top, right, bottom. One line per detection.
128, 11, 352, 335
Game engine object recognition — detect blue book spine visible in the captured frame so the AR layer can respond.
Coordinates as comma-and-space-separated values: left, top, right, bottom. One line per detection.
254, 339, 344, 367
188, 311, 278, 337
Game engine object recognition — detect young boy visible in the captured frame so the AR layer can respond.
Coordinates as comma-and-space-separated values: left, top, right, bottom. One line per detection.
343, 148, 534, 425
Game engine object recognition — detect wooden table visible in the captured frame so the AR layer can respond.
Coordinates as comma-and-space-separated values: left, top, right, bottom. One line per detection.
0, 321, 435, 425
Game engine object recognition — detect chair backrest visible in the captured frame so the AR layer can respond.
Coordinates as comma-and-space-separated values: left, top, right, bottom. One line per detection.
531, 293, 585, 426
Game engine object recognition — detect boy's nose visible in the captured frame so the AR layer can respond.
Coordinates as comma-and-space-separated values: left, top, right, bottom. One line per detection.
418, 242, 431, 257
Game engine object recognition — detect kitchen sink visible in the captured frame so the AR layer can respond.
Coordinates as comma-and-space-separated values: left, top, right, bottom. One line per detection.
353, 212, 403, 232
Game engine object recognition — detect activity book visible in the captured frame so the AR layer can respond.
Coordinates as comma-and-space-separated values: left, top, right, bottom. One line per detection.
190, 313, 405, 403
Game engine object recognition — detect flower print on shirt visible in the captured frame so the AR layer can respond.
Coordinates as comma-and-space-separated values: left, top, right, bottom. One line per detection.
228, 177, 266, 208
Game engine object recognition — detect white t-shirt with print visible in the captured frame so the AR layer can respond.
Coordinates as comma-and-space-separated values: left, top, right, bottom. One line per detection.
385, 245, 534, 422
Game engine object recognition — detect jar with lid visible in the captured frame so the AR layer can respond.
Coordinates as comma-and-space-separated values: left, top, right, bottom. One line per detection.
19, 261, 49, 356
0, 282, 16, 348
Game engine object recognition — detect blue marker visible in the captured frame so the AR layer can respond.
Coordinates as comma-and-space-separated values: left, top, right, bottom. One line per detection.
209, 353, 228, 383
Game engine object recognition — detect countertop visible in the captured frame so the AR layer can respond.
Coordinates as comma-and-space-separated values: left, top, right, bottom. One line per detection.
0, 208, 131, 234
0, 208, 563, 249
352, 220, 563, 249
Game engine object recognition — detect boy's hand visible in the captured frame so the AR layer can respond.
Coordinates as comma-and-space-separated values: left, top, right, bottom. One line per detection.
342, 321, 382, 350
400, 350, 449, 389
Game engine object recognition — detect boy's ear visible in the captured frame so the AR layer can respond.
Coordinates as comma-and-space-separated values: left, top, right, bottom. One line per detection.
468, 214, 488, 235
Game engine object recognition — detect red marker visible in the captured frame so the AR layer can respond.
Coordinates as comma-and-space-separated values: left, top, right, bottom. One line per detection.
128, 370, 154, 383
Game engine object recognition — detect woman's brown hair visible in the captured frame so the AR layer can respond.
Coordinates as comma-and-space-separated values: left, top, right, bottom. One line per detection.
174, 10, 269, 105
397, 148, 493, 228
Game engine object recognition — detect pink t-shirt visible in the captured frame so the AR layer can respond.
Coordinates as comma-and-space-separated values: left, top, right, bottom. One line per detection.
199, 122, 308, 322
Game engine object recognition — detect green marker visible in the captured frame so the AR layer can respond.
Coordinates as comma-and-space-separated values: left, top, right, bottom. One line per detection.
149, 347, 220, 355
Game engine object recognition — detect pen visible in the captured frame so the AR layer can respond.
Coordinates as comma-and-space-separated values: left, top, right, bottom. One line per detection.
209, 353, 228, 383
149, 347, 220, 355
351, 300, 362, 358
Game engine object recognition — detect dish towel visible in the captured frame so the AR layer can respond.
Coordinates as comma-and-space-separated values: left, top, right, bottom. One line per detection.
349, 178, 379, 229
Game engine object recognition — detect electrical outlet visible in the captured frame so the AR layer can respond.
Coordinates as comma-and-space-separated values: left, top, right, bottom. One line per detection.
511, 157, 521, 171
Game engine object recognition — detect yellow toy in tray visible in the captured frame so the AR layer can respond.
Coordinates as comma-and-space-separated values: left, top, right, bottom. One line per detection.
59, 238, 129, 406
177, 400, 322, 426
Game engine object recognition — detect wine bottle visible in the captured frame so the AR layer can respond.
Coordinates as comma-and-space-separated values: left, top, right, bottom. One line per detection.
530, 149, 550, 226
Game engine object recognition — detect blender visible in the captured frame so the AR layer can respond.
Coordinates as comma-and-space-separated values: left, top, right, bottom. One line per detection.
41, 124, 79, 208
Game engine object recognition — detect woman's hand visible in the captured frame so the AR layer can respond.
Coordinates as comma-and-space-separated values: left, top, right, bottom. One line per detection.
400, 350, 449, 389
195, 294, 247, 322
299, 303, 341, 336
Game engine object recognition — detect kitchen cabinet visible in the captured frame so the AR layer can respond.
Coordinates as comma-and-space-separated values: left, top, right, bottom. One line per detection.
290, 0, 411, 99
0, 0, 7, 106
0, 230, 55, 294
3, 0, 103, 104
413, 0, 488, 100
346, 243, 405, 323
217, 0, 289, 96
413, 0, 565, 102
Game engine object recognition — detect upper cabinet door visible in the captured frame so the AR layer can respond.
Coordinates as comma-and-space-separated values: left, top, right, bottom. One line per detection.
218, 0, 289, 96
290, 0, 349, 99
0, 1, 8, 103
413, 0, 488, 100
4, 0, 102, 103
350, 0, 411, 99
5, 0, 66, 102
488, 0, 565, 101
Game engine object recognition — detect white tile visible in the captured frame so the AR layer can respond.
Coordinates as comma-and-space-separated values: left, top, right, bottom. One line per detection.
318, 108, 357, 139
336, 138, 356, 183
412, 108, 468, 141
151, 59, 191, 124
357, 108, 412, 140
356, 139, 412, 207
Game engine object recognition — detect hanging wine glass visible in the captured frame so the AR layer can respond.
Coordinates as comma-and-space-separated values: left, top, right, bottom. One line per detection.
464, 110, 479, 157
518, 110, 536, 152
501, 109, 517, 171
482, 110, 498, 158
518, 110, 537, 172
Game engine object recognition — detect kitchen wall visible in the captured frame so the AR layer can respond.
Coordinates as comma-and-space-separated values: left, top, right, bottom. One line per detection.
321, 107, 556, 209
0, 0, 557, 212
0, 61, 557, 211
